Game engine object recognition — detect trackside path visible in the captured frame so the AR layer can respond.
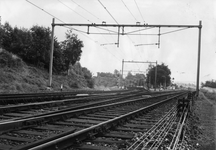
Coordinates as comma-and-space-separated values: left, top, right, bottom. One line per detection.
193, 92, 216, 150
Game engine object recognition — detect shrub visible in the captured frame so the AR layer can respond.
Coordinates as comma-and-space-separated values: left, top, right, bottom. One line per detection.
0, 49, 24, 68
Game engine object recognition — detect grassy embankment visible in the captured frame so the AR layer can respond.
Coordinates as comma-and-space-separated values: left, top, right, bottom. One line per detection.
200, 87, 216, 102
0, 49, 90, 93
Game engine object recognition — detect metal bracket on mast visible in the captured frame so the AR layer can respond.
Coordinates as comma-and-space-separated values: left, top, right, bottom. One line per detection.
158, 27, 161, 48
117, 26, 120, 47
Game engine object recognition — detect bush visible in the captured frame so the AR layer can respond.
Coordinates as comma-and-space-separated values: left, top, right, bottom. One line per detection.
0, 49, 24, 68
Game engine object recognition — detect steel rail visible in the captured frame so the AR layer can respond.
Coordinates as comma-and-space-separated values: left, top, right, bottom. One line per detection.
0, 91, 136, 114
23, 93, 187, 150
0, 89, 140, 105
0, 91, 145, 122
0, 89, 132, 99
171, 108, 189, 150
127, 106, 176, 149
169, 107, 186, 148
130, 106, 177, 150
148, 111, 177, 149
146, 110, 176, 149
0, 91, 182, 133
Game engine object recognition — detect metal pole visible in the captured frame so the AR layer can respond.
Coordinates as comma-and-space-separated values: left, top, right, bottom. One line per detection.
48, 18, 55, 87
122, 59, 124, 87
117, 27, 120, 47
196, 21, 202, 95
154, 61, 157, 91
158, 27, 160, 48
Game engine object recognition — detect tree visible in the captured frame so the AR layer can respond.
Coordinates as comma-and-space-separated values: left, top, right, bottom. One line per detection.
61, 30, 83, 74
114, 69, 121, 78
202, 80, 216, 88
147, 63, 171, 88
29, 25, 51, 68
53, 38, 66, 73
124, 72, 146, 87
82, 67, 94, 88
0, 25, 5, 48
10, 27, 32, 60
1, 22, 13, 51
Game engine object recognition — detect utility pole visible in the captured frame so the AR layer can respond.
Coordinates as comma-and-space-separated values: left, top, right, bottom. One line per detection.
48, 18, 55, 88
196, 21, 202, 96
121, 59, 124, 88
154, 61, 157, 91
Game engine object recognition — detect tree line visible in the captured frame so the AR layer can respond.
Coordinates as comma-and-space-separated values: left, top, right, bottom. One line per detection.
202, 80, 216, 88
94, 63, 173, 89
0, 22, 94, 88
95, 70, 146, 88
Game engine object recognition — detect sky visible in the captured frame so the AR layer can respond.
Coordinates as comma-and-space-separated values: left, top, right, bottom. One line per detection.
0, 0, 216, 84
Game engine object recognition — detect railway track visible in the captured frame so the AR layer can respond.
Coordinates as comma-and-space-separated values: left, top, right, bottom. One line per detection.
0, 90, 134, 105
0, 90, 176, 122
0, 90, 187, 150
0, 90, 150, 121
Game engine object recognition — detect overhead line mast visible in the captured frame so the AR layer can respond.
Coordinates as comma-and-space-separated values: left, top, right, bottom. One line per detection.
49, 19, 202, 95
122, 60, 157, 91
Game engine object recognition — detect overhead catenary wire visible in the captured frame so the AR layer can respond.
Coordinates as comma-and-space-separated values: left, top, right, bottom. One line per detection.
27, 0, 122, 62
69, 0, 119, 34
63, 0, 123, 39
121, 0, 138, 22
26, 0, 64, 23
59, 0, 123, 60
97, 0, 128, 58
58, 0, 92, 23
70, 0, 119, 45
28, 0, 195, 68
134, 0, 145, 23
26, 0, 86, 34
71, 0, 102, 21
98, 0, 119, 25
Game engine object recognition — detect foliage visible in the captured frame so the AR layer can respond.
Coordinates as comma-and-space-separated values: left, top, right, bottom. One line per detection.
1, 22, 14, 50
0, 23, 84, 74
125, 72, 145, 87
82, 67, 94, 88
95, 70, 120, 87
0, 49, 24, 68
201, 80, 216, 88
52, 38, 67, 73
146, 63, 171, 88
61, 30, 83, 73
25, 25, 50, 68
94, 69, 146, 88
0, 21, 94, 89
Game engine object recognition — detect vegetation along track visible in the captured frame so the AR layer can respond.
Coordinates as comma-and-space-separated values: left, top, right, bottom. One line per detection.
0, 90, 187, 150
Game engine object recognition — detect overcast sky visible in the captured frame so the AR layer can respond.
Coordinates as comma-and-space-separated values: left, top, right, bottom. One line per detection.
1, 0, 216, 84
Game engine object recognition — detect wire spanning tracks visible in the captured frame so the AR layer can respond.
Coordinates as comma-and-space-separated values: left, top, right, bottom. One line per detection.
0, 90, 148, 122
0, 91, 186, 150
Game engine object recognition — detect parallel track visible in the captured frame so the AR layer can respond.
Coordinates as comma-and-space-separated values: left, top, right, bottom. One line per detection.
0, 90, 148, 121
0, 91, 187, 150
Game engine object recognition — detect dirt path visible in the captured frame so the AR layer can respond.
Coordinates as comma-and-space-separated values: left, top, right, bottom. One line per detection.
193, 92, 216, 150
